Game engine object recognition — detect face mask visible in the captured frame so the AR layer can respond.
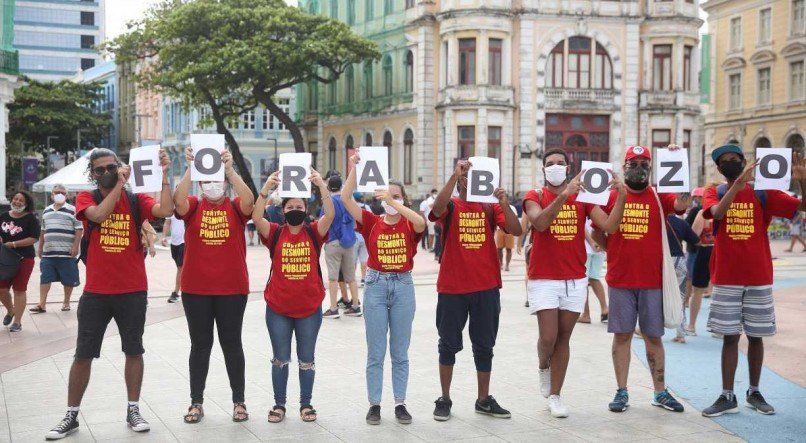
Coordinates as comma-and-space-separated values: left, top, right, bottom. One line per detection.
97, 171, 118, 189
381, 199, 403, 215
10, 204, 25, 214
544, 165, 568, 186
624, 165, 650, 191
201, 182, 225, 201
718, 160, 743, 181
52, 194, 67, 204
284, 209, 306, 226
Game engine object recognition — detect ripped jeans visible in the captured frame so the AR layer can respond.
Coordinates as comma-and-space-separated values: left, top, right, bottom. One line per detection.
265, 305, 322, 407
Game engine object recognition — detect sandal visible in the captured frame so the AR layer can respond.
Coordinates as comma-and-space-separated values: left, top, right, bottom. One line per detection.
61, 305, 71, 311
183, 403, 204, 424
300, 405, 317, 422
267, 405, 286, 423
233, 402, 249, 422
28, 305, 46, 314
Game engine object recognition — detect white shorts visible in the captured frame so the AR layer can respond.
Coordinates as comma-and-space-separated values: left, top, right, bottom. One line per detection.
527, 278, 588, 314
427, 220, 436, 236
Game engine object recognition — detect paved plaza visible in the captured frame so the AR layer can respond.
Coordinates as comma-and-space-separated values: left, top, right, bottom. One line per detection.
1, 241, 805, 442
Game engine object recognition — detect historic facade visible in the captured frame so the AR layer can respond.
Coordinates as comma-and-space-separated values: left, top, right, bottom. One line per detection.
702, 0, 806, 183
297, 0, 703, 197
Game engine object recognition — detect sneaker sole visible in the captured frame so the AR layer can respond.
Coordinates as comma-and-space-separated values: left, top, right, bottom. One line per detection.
702, 407, 739, 417
396, 417, 412, 424
432, 414, 450, 421
323, 315, 340, 319
345, 313, 363, 317
651, 401, 684, 412
550, 411, 569, 418
745, 403, 776, 415
475, 410, 511, 418
128, 424, 151, 432
608, 404, 630, 413
366, 418, 381, 425
45, 428, 78, 440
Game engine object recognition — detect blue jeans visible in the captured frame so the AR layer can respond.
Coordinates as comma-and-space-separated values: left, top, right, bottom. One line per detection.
363, 269, 416, 405
265, 305, 322, 407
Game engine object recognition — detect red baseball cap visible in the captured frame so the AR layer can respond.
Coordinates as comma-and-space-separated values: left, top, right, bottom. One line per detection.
625, 145, 651, 162
692, 187, 705, 197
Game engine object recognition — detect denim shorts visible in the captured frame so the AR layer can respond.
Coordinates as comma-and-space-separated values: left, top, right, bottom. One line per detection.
40, 257, 81, 286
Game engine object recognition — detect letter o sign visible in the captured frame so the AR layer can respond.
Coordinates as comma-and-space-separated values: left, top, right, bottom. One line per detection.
583, 168, 610, 194
759, 154, 788, 179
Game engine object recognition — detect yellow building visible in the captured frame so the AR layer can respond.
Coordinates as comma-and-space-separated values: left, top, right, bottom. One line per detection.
702, 0, 806, 183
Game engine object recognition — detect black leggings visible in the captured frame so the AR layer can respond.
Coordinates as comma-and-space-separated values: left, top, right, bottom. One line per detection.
182, 293, 248, 404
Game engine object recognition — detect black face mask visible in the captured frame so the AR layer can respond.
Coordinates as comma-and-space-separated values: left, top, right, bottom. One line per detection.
97, 171, 118, 189
718, 160, 743, 181
284, 210, 306, 226
624, 165, 650, 191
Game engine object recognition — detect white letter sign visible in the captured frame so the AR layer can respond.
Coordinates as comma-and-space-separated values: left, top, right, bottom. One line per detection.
190, 134, 225, 182
576, 161, 613, 206
656, 148, 690, 193
467, 156, 500, 204
754, 148, 791, 191
278, 153, 312, 198
356, 146, 389, 193
128, 145, 163, 193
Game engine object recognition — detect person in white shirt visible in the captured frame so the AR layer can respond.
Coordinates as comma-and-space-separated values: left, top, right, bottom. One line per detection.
578, 219, 608, 323
161, 214, 186, 303
420, 189, 437, 250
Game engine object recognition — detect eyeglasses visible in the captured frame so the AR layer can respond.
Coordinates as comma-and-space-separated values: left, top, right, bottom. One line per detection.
92, 164, 118, 175
626, 162, 650, 169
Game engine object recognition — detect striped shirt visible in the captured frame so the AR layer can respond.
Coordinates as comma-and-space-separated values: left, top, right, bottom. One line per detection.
41, 203, 83, 257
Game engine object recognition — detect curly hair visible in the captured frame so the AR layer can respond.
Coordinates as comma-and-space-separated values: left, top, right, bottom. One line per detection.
11, 190, 35, 212
85, 148, 120, 181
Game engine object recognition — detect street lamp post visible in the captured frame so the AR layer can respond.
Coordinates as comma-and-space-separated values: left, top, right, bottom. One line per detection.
267, 136, 278, 171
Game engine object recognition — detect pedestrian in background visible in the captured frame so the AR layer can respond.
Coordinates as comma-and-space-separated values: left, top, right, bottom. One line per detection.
785, 210, 805, 252
322, 172, 362, 319
161, 214, 185, 303
0, 190, 41, 332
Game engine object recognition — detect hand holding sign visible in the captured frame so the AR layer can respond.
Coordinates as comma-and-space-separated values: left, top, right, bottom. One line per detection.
793, 152, 806, 182
128, 145, 163, 193
278, 153, 312, 198
576, 161, 613, 206
467, 156, 500, 204
190, 134, 225, 182
656, 148, 690, 193
356, 147, 389, 193
754, 148, 792, 191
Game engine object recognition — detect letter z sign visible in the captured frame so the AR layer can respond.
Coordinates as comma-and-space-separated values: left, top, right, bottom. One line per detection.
655, 148, 690, 193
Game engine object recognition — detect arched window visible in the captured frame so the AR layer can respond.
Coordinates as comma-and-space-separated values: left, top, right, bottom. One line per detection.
404, 128, 414, 184
365, 132, 373, 146
566, 134, 588, 148
346, 134, 355, 150
594, 43, 613, 89
547, 42, 564, 88
405, 50, 414, 93
328, 137, 337, 170
346, 134, 356, 170
754, 136, 771, 159
383, 130, 393, 174
364, 62, 373, 99
545, 37, 614, 90
787, 133, 805, 155
383, 55, 393, 96
346, 65, 355, 102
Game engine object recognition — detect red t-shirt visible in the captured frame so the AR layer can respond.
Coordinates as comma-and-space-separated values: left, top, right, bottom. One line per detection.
179, 196, 250, 295
429, 198, 507, 294
703, 185, 800, 285
76, 191, 156, 295
524, 188, 595, 280
358, 210, 422, 273
602, 188, 678, 289
263, 222, 327, 318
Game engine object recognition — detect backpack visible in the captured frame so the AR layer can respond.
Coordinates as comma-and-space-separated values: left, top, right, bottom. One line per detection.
712, 184, 767, 234
79, 189, 143, 264
267, 222, 323, 282
438, 200, 496, 264
328, 196, 357, 248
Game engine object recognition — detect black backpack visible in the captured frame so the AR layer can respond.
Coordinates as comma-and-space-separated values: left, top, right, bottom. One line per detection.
267, 222, 323, 282
79, 189, 143, 264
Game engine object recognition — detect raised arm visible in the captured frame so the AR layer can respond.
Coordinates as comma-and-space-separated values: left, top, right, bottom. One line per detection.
161, 216, 171, 246
375, 189, 427, 233
222, 150, 255, 216
340, 152, 364, 224
692, 210, 705, 236
313, 168, 335, 237
173, 148, 194, 217
253, 171, 279, 239
151, 148, 175, 218
710, 160, 758, 220
590, 173, 627, 234
495, 189, 523, 236
792, 152, 806, 211
432, 160, 469, 218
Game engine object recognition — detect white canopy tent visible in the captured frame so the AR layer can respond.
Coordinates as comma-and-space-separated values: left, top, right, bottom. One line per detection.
32, 150, 95, 193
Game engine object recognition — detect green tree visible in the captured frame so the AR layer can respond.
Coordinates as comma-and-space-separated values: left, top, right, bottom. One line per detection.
106, 0, 379, 195
8, 77, 111, 154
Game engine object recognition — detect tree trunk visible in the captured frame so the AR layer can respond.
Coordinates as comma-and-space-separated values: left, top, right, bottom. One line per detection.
253, 87, 305, 153
207, 99, 258, 197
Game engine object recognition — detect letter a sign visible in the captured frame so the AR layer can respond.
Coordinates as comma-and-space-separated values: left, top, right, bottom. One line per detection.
278, 153, 312, 198
467, 156, 500, 204
754, 148, 791, 191
128, 145, 163, 193
356, 146, 389, 193
190, 134, 225, 182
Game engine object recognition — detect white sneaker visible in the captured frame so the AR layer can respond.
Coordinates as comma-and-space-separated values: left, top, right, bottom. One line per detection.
547, 395, 569, 418
539, 368, 551, 398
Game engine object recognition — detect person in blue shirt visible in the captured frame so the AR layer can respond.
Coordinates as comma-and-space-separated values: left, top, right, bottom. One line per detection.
666, 214, 700, 344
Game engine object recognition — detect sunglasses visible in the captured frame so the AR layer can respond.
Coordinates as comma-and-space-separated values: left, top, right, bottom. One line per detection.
92, 164, 119, 175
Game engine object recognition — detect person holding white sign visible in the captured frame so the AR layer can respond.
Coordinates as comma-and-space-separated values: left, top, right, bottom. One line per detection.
173, 147, 255, 424
700, 144, 806, 417
429, 159, 522, 422
521, 149, 627, 418
341, 151, 426, 425
252, 167, 334, 424
598, 145, 691, 414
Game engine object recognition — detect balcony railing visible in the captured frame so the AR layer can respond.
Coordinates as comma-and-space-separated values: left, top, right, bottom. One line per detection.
543, 88, 617, 110
319, 92, 414, 117
0, 50, 19, 76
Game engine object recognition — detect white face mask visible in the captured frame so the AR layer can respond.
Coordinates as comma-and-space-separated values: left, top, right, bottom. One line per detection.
381, 199, 403, 216
201, 182, 225, 201
52, 193, 66, 204
10, 205, 25, 214
544, 165, 568, 187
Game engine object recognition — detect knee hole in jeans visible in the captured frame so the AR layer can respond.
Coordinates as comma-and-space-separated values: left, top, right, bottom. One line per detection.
299, 361, 315, 371
271, 358, 289, 368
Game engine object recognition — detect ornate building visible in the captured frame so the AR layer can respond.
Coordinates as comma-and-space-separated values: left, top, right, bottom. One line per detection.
298, 0, 703, 196
702, 0, 806, 184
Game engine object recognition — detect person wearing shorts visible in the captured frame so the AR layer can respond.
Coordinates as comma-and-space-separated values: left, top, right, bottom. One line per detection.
322, 174, 362, 318
494, 207, 516, 271
0, 191, 41, 332
701, 144, 805, 417
522, 149, 626, 418
162, 214, 185, 303
685, 209, 714, 336
579, 219, 608, 324
600, 145, 690, 414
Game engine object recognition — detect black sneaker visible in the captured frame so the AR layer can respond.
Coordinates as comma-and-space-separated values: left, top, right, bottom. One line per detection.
336, 298, 351, 309
168, 292, 179, 303
475, 395, 511, 418
395, 404, 412, 424
702, 394, 739, 417
344, 306, 363, 317
433, 397, 452, 421
126, 405, 150, 432
45, 411, 79, 440
365, 405, 381, 425
746, 390, 775, 415
2, 314, 11, 326
323, 308, 340, 319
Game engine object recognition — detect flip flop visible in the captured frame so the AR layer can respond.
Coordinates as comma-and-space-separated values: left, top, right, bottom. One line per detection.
29, 306, 46, 314
61, 306, 71, 312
